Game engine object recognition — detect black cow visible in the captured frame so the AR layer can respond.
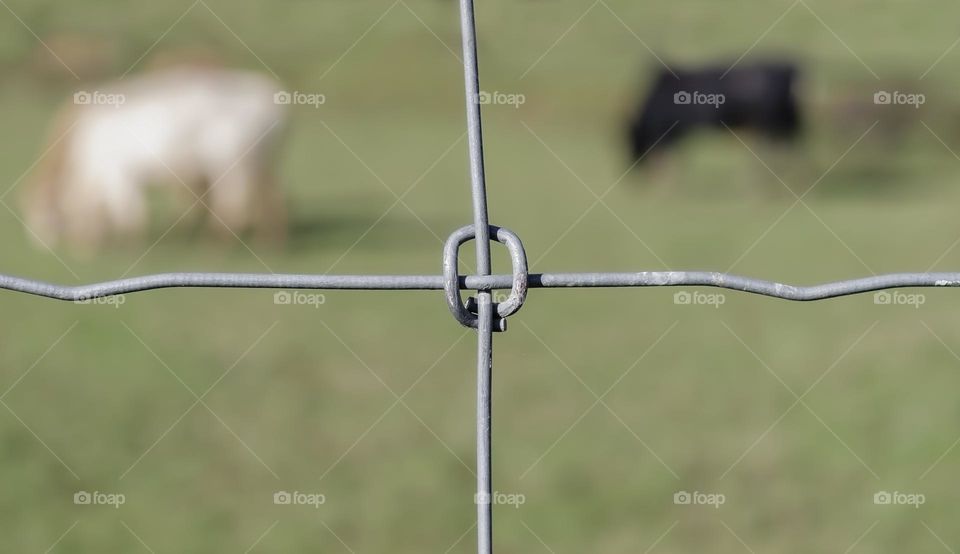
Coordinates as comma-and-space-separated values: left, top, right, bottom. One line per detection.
628, 62, 801, 162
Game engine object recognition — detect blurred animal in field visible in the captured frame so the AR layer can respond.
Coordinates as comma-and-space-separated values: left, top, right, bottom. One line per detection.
21, 66, 288, 253
628, 61, 801, 162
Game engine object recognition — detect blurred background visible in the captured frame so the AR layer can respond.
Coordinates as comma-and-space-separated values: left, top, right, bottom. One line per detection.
1, 0, 960, 551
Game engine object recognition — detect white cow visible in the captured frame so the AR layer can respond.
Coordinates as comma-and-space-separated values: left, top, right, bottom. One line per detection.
21, 66, 289, 253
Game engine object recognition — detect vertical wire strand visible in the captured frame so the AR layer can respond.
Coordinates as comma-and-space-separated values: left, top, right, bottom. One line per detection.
458, 0, 492, 265
457, 1, 494, 553
475, 295, 494, 554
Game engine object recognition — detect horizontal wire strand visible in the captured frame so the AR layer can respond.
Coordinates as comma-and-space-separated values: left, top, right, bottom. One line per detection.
1, 271, 958, 302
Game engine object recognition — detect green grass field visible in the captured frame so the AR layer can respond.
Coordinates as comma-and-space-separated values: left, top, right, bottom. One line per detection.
2, 0, 960, 551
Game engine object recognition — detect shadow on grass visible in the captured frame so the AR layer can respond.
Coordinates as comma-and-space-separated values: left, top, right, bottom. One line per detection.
134, 209, 460, 255
809, 165, 916, 199
286, 212, 456, 252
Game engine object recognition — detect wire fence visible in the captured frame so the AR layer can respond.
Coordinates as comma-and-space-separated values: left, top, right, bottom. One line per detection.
3, 1, 960, 552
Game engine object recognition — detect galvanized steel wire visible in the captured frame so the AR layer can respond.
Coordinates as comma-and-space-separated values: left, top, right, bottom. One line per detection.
456, 0, 496, 550
1, 270, 959, 303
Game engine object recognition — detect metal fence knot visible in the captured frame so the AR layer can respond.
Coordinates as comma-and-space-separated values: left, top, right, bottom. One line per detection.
443, 224, 528, 332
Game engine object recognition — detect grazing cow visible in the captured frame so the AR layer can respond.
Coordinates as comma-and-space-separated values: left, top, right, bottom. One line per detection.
21, 66, 289, 253
628, 62, 801, 162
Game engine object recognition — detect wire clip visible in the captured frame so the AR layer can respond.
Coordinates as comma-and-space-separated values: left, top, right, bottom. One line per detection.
443, 225, 527, 332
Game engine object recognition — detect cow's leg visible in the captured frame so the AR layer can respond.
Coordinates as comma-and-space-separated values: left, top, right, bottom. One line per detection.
61, 182, 109, 255
254, 168, 287, 245
206, 163, 257, 239
176, 176, 210, 234
643, 151, 679, 198
21, 182, 64, 250
103, 182, 148, 244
